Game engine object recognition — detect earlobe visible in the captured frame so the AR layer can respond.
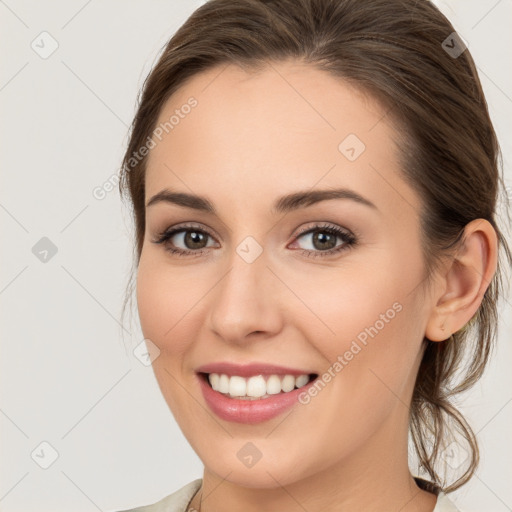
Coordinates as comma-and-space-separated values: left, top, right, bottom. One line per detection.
424, 219, 498, 343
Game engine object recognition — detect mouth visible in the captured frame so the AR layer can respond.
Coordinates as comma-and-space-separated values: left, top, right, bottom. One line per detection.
198, 371, 318, 400
195, 362, 320, 423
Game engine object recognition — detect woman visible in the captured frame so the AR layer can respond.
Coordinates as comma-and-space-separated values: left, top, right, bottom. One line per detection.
115, 0, 511, 510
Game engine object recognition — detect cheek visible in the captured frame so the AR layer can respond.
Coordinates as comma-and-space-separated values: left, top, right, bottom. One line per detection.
136, 253, 205, 354
288, 251, 424, 400
283, 259, 404, 347
136, 262, 170, 346
136, 255, 205, 417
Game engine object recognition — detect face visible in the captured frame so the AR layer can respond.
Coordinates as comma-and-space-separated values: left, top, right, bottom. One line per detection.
136, 61, 433, 488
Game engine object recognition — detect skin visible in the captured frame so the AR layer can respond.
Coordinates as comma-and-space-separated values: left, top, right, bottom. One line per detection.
136, 60, 498, 512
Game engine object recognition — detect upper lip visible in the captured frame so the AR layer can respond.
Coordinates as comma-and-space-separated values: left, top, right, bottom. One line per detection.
196, 362, 316, 377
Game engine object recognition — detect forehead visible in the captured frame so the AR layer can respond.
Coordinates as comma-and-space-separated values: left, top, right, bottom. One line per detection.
144, 61, 419, 219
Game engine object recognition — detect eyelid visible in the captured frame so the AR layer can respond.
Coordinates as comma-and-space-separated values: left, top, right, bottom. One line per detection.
152, 222, 218, 242
293, 222, 350, 237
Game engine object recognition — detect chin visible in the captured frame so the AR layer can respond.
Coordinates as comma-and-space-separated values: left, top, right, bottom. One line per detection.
215, 466, 301, 489
200, 448, 314, 490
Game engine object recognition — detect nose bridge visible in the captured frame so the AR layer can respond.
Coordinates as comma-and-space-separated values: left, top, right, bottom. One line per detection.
207, 241, 282, 343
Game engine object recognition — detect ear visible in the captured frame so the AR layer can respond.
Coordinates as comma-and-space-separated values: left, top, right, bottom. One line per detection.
425, 219, 498, 342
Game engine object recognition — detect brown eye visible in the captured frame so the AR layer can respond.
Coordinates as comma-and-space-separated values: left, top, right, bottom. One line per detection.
152, 224, 218, 257
291, 223, 358, 258
181, 230, 209, 249
303, 231, 338, 251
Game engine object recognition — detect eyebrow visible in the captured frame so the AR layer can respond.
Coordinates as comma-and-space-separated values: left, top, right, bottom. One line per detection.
145, 187, 378, 214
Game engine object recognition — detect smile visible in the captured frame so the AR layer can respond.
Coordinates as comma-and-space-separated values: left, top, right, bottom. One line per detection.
195, 362, 319, 423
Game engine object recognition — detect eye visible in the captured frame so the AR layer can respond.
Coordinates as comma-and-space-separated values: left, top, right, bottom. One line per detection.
289, 223, 357, 258
151, 222, 358, 259
151, 223, 218, 257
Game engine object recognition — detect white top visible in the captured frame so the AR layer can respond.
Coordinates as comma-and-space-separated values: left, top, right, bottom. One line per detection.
114, 478, 463, 512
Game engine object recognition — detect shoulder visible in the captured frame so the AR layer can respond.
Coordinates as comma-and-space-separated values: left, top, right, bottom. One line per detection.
434, 491, 465, 512
113, 479, 202, 512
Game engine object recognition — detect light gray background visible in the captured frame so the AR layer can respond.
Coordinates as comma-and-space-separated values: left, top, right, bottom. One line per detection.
1, 1, 511, 511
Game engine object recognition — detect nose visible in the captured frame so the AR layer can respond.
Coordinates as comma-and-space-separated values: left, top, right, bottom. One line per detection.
207, 246, 284, 345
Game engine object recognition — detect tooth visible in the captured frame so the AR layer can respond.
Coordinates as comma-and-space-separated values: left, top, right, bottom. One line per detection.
229, 375, 247, 397
210, 373, 311, 397
281, 374, 295, 392
246, 375, 267, 397
266, 375, 282, 395
295, 374, 309, 388
208, 373, 220, 391
218, 374, 230, 394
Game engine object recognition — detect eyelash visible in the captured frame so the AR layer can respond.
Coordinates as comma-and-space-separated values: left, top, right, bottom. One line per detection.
151, 222, 358, 259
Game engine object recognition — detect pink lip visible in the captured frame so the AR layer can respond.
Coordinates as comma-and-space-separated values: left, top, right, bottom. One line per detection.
196, 363, 318, 424
196, 361, 312, 377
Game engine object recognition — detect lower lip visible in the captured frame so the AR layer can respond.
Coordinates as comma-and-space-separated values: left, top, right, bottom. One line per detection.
197, 373, 316, 424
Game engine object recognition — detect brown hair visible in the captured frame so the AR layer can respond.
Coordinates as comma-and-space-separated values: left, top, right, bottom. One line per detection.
118, 0, 512, 494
